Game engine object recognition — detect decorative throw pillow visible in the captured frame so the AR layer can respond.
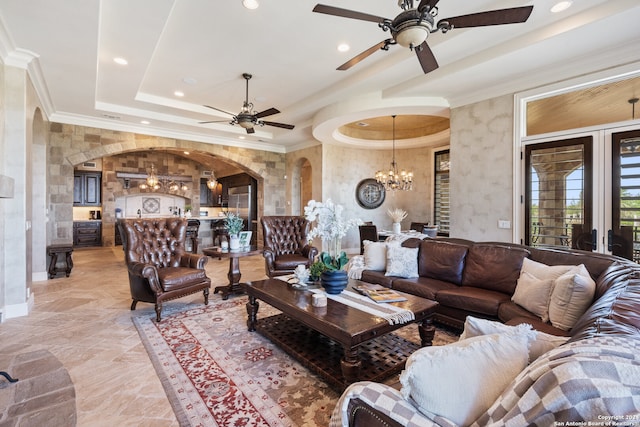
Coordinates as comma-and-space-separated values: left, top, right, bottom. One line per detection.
520, 257, 575, 282
511, 271, 555, 322
384, 245, 419, 278
458, 316, 569, 361
548, 264, 596, 331
362, 240, 388, 271
400, 333, 530, 426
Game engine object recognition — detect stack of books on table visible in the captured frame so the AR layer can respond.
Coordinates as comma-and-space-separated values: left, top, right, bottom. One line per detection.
353, 284, 407, 303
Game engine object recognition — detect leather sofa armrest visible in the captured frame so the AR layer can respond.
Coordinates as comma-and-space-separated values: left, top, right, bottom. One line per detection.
263, 248, 276, 265
128, 262, 162, 293
180, 253, 208, 269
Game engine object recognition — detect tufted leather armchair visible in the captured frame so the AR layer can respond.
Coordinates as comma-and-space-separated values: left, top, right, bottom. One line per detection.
119, 217, 211, 322
261, 216, 318, 277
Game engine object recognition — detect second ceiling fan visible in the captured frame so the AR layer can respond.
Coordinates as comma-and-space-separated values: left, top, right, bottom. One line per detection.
200, 73, 294, 134
313, 0, 534, 74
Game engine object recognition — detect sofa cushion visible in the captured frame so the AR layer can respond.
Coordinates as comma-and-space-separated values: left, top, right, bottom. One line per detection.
360, 270, 394, 288
459, 316, 569, 361
399, 332, 530, 426
548, 264, 596, 331
418, 240, 468, 285
511, 272, 555, 322
462, 244, 530, 294
158, 267, 209, 291
392, 277, 458, 300
362, 240, 388, 271
385, 246, 419, 278
436, 286, 510, 316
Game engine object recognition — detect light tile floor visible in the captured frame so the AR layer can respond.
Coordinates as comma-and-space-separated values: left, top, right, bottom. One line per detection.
0, 246, 270, 426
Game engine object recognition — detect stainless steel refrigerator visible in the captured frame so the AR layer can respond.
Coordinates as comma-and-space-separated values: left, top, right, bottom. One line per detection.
227, 185, 251, 237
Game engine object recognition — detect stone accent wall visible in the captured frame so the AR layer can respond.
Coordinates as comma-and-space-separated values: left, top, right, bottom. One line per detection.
0, 349, 76, 426
47, 124, 286, 246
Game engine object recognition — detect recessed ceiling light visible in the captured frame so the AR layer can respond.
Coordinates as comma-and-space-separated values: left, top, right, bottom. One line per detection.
183, 151, 190, 155
140, 120, 150, 125
338, 43, 350, 52
174, 90, 184, 97
239, 136, 246, 139
356, 122, 369, 127
550, 1, 572, 13
113, 57, 128, 65
242, 0, 259, 10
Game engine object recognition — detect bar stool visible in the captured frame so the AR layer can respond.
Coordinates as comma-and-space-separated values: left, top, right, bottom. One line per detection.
186, 219, 200, 253
46, 244, 73, 279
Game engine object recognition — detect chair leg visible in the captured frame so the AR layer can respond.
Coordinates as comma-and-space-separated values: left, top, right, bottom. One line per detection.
203, 288, 210, 305
155, 303, 162, 322
131, 300, 138, 310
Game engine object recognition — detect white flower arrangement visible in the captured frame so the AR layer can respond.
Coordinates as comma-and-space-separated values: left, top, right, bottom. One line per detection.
304, 199, 362, 269
387, 208, 408, 223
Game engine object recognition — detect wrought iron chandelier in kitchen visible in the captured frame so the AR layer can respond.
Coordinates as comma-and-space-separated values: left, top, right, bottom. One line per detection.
374, 115, 413, 191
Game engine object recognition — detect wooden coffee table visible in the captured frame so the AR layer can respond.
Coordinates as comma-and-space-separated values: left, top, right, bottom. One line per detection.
243, 278, 439, 391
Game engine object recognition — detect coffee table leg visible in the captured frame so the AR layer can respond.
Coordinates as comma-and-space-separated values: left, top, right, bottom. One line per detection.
418, 315, 436, 347
246, 295, 259, 332
341, 346, 362, 384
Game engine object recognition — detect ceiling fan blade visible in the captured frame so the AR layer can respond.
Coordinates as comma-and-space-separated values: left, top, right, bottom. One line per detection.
204, 105, 235, 116
255, 107, 280, 118
198, 120, 232, 124
337, 39, 391, 71
247, 127, 255, 134
313, 4, 388, 24
415, 42, 439, 74
439, 6, 533, 29
262, 121, 295, 130
417, 0, 440, 14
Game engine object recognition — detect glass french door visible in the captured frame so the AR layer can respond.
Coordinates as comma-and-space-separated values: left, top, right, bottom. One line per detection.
525, 127, 640, 262
525, 137, 593, 250
611, 129, 640, 261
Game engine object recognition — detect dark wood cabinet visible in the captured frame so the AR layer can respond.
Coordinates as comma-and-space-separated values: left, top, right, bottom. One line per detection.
73, 172, 101, 206
73, 221, 102, 247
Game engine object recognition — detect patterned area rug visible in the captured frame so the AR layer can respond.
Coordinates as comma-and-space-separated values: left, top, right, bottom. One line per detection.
133, 297, 459, 427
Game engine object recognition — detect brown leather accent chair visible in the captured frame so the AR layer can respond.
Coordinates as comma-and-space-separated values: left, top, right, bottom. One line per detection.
261, 216, 318, 277
119, 217, 211, 322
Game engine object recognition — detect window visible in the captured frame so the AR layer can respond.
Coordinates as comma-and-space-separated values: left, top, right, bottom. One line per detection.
434, 150, 450, 236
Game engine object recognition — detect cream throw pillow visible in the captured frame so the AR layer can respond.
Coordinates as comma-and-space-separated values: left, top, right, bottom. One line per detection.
362, 240, 388, 271
511, 271, 555, 322
400, 333, 529, 426
548, 264, 596, 331
384, 245, 419, 278
512, 258, 575, 322
459, 316, 569, 361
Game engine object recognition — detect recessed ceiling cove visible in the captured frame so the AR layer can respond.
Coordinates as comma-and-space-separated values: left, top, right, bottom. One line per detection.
339, 115, 449, 140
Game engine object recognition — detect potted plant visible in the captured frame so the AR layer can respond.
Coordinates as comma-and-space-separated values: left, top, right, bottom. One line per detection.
304, 199, 361, 294
224, 212, 244, 251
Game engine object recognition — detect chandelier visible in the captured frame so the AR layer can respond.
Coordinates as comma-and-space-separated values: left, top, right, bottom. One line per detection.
206, 171, 218, 190
139, 151, 188, 192
375, 115, 413, 191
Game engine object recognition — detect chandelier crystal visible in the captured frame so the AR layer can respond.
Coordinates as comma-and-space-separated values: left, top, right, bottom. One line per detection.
375, 115, 413, 191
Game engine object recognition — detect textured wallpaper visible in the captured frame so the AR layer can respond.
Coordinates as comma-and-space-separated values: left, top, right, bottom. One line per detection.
450, 95, 515, 242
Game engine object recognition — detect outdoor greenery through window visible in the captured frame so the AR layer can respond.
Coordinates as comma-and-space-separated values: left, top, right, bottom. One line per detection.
434, 150, 450, 236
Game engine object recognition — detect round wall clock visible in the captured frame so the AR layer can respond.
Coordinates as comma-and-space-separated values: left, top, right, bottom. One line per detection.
355, 178, 385, 209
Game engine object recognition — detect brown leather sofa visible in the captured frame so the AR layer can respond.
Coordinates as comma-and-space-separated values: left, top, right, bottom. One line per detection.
337, 238, 640, 426
260, 216, 318, 277
119, 217, 211, 321
361, 237, 623, 335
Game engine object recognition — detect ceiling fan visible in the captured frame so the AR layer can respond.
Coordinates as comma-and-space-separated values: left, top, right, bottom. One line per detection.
200, 73, 295, 134
313, 0, 534, 74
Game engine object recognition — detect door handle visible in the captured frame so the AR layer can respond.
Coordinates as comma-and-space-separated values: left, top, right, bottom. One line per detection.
591, 229, 598, 250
